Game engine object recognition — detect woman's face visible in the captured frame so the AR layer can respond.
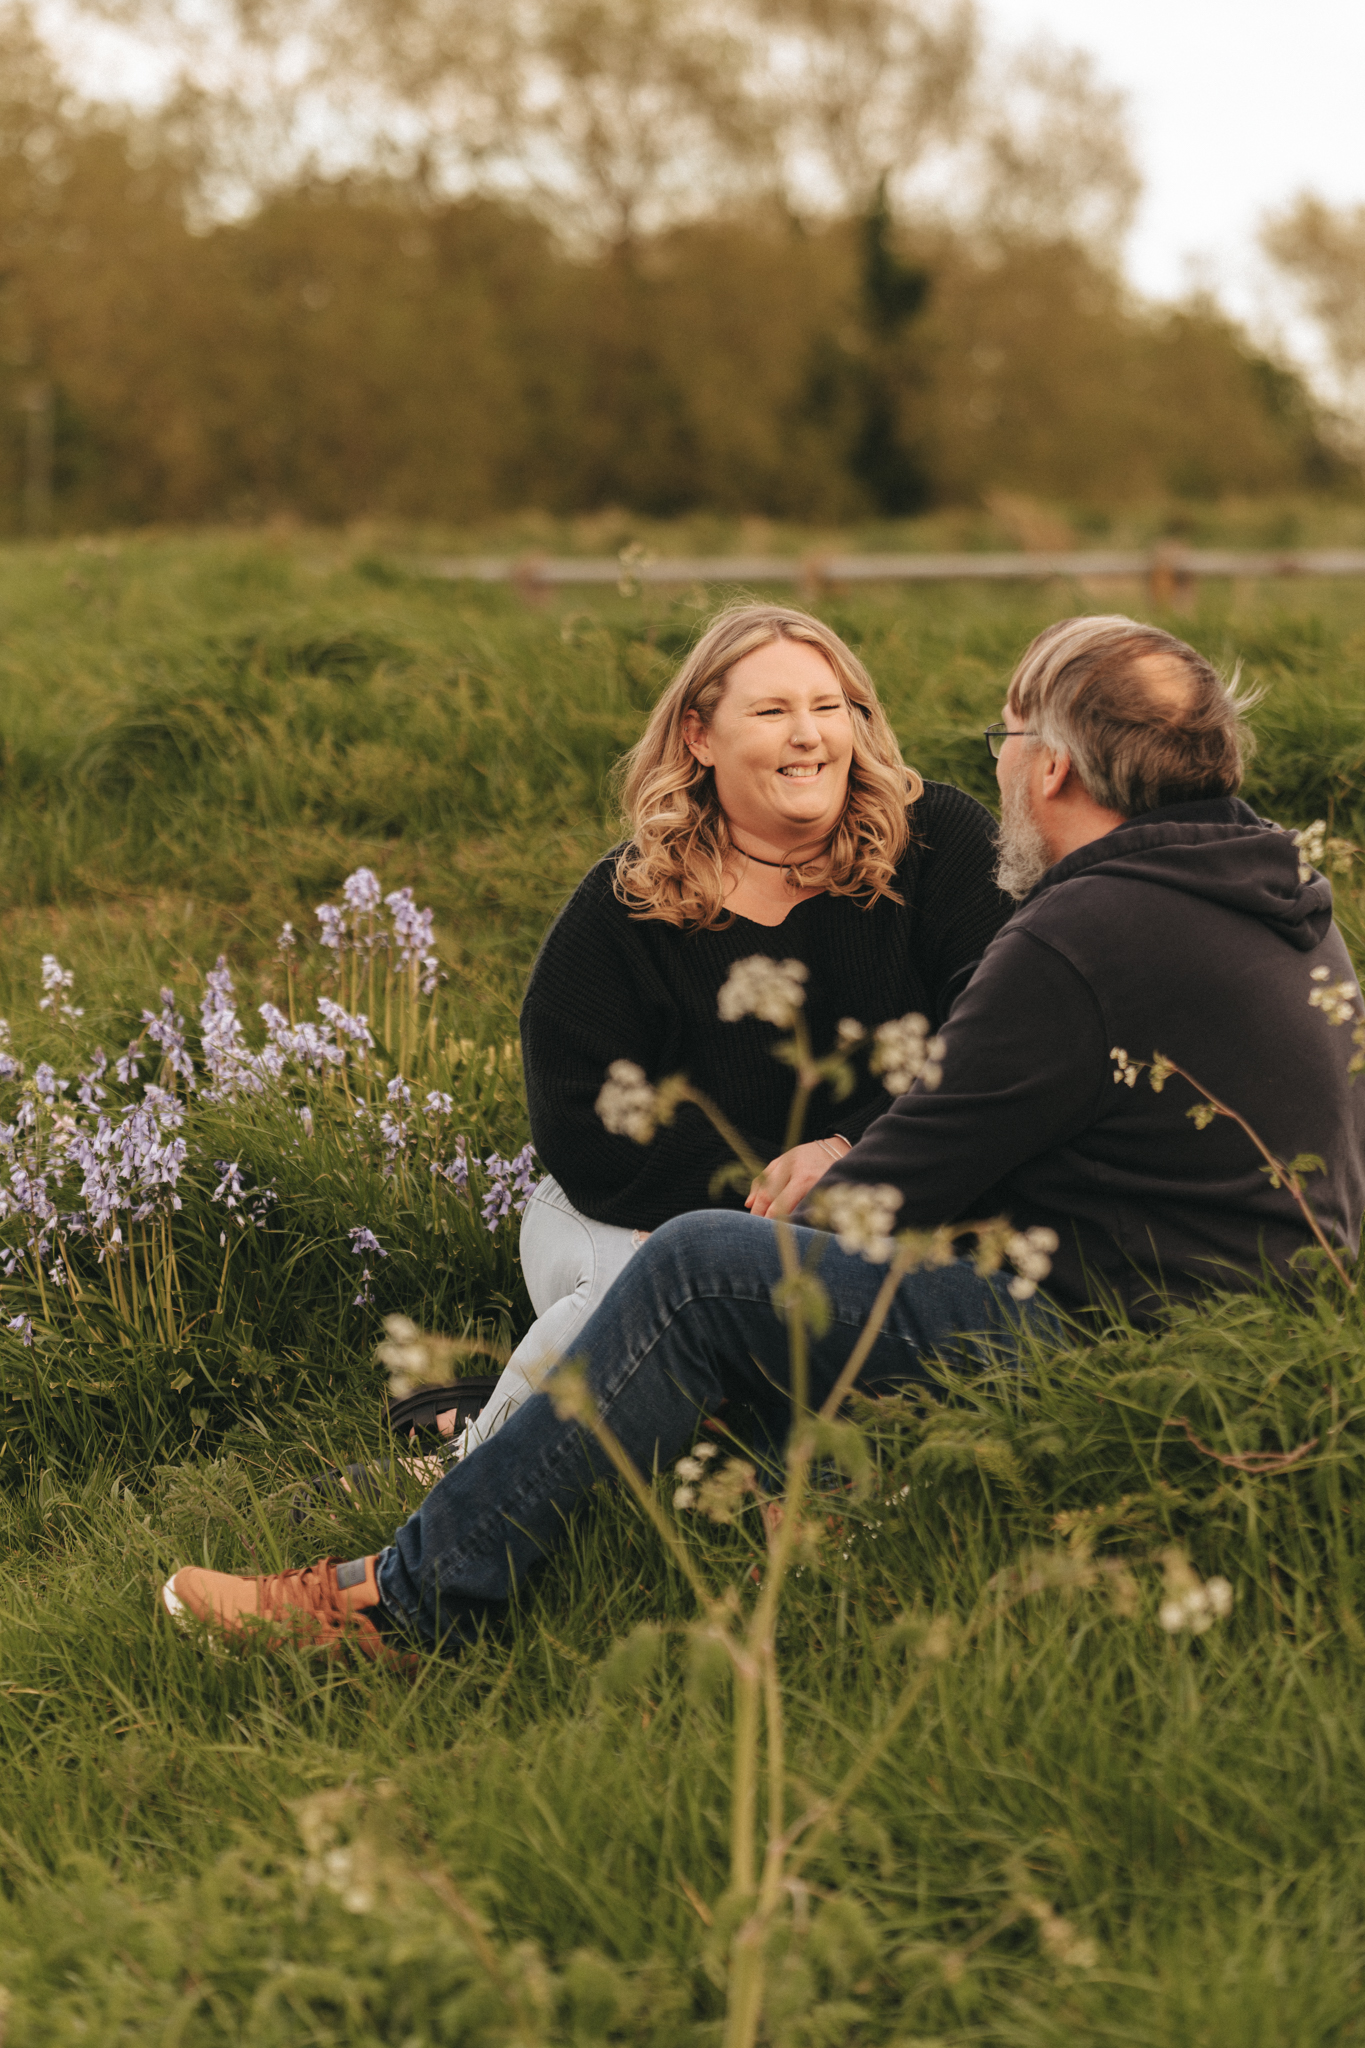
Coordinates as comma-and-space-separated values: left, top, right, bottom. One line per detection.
683, 639, 855, 848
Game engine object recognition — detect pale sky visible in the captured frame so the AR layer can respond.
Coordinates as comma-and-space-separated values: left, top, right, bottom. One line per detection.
986, 0, 1365, 319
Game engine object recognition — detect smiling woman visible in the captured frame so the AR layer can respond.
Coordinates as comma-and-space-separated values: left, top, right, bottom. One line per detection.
411, 602, 1014, 1464
618, 606, 919, 930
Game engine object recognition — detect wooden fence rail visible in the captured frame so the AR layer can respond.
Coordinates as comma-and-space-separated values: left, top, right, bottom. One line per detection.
421, 546, 1365, 603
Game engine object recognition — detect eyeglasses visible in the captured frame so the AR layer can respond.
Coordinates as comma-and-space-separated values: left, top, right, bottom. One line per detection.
983, 723, 1039, 759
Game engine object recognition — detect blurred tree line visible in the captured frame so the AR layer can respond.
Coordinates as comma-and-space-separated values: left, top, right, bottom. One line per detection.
0, 0, 1352, 531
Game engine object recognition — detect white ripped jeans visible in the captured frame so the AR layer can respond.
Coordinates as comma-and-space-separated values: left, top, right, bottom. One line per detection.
451, 1174, 644, 1458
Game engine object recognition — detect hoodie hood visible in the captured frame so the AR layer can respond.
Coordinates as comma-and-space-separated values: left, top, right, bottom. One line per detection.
1020, 796, 1333, 954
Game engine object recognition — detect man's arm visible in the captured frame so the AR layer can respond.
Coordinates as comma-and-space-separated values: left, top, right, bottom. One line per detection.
810, 930, 1111, 1227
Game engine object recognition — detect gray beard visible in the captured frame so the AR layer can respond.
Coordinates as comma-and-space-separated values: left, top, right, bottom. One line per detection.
994, 773, 1054, 901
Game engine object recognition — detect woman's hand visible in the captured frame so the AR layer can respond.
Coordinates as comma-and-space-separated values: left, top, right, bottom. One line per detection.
746, 1136, 850, 1218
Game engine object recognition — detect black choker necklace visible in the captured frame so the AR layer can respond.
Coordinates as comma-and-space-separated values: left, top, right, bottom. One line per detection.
732, 843, 813, 869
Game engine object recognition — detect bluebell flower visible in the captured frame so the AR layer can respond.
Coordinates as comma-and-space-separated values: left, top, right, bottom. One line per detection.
142, 990, 196, 1089
479, 1145, 539, 1233
385, 887, 436, 969
343, 868, 383, 916
316, 998, 374, 1052
76, 1048, 107, 1108
39, 955, 82, 1021
431, 1135, 469, 1194
201, 958, 279, 1101
114, 1041, 142, 1085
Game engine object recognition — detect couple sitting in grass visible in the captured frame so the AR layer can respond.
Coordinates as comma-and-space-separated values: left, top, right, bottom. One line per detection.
163, 603, 1365, 1663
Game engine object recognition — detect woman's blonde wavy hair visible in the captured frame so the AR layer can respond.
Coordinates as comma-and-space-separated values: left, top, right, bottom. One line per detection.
613, 602, 922, 928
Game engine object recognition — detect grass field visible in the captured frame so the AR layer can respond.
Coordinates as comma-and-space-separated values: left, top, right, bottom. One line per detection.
2, 527, 1365, 2043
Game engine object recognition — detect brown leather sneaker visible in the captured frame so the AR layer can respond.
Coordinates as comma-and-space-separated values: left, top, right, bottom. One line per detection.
162, 1555, 418, 1672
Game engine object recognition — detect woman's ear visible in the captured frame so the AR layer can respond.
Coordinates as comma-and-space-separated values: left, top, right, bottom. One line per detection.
681, 710, 714, 768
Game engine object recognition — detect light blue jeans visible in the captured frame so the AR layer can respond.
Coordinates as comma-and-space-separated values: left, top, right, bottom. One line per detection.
450, 1174, 644, 1456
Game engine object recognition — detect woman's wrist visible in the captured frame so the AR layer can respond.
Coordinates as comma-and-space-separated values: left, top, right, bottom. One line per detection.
817, 1135, 851, 1162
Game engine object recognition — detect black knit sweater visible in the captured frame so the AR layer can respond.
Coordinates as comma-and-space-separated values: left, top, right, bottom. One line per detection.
520, 781, 1011, 1230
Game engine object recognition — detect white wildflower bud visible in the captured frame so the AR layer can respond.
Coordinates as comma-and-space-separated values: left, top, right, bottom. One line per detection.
694, 1442, 718, 1461
1109, 1046, 1140, 1087
807, 1182, 903, 1262
1157, 1548, 1233, 1634
920, 1614, 953, 1662
1308, 973, 1359, 1027
595, 1060, 659, 1143
672, 1484, 696, 1511
871, 1013, 941, 1095
674, 1455, 704, 1483
717, 956, 809, 1029
1036, 1913, 1099, 1972
836, 1017, 865, 1049
1294, 820, 1327, 883
1005, 1225, 1057, 1299
694, 1457, 757, 1524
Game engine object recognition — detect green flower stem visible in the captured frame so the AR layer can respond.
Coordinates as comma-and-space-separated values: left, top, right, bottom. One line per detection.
1157, 1053, 1357, 1294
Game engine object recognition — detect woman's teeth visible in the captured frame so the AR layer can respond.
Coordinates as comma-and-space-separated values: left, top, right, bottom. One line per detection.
780, 765, 821, 778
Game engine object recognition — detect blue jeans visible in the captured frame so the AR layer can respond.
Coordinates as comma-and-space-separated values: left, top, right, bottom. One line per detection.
375, 1210, 1065, 1649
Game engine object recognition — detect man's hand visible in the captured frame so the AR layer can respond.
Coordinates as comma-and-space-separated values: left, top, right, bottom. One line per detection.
746, 1136, 851, 1218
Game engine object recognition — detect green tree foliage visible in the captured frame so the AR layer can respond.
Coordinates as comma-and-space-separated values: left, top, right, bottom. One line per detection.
1263, 191, 1365, 432
0, 0, 1347, 527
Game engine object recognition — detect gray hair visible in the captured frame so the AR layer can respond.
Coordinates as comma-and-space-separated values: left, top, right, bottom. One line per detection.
1006, 615, 1256, 816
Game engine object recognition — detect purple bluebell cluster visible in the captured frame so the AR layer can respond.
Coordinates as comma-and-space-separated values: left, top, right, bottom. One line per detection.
39, 955, 82, 1022
0, 876, 536, 1344
0, 1066, 189, 1289
312, 872, 443, 995
480, 1146, 538, 1234
212, 1160, 278, 1230
348, 1223, 388, 1307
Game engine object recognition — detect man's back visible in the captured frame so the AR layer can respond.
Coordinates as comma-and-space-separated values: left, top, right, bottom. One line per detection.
823, 797, 1365, 1319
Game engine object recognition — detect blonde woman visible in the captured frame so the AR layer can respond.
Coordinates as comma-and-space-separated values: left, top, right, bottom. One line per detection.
438, 601, 1010, 1455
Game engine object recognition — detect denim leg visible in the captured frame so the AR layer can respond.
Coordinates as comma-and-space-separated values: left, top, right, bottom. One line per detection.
376, 1209, 1062, 1648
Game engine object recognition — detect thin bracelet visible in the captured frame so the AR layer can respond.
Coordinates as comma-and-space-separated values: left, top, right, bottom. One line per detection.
817, 1137, 849, 1161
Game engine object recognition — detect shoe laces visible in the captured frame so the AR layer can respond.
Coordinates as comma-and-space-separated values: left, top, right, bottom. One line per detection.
259, 1558, 354, 1625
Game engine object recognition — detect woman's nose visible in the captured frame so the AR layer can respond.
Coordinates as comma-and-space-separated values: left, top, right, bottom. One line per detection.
788, 713, 820, 746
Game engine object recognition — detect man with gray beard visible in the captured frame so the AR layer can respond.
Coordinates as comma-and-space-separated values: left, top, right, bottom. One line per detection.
993, 754, 1055, 901
825, 610, 1365, 1323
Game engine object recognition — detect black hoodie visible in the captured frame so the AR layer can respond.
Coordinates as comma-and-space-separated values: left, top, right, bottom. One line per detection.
816, 797, 1365, 1321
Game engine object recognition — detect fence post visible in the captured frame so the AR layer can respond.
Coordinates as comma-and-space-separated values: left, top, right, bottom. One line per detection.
1148, 543, 1194, 609
799, 556, 829, 601
512, 554, 549, 606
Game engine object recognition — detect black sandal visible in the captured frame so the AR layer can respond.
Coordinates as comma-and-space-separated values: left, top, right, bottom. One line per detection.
293, 1376, 499, 1522
385, 1377, 500, 1440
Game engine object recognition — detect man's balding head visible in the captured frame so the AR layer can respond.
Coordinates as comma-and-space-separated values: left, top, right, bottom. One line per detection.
1006, 616, 1254, 818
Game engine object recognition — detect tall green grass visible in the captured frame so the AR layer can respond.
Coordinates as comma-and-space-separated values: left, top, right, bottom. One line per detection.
0, 529, 1364, 2042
